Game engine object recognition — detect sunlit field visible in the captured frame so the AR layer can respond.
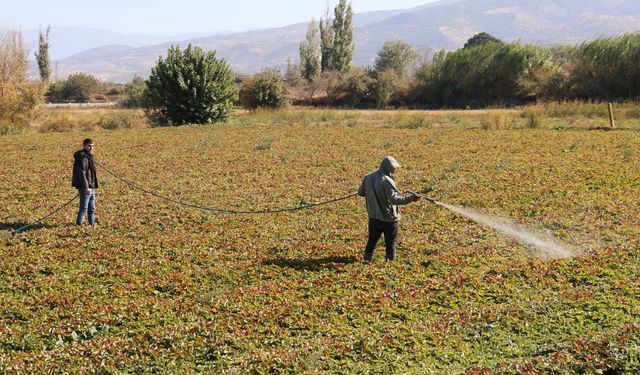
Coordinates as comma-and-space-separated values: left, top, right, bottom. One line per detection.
1, 107, 639, 373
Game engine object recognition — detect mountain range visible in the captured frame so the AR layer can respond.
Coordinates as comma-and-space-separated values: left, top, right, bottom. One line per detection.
22, 27, 231, 61
29, 0, 640, 83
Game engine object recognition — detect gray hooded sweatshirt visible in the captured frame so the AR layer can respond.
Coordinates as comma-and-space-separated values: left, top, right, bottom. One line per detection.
358, 156, 415, 222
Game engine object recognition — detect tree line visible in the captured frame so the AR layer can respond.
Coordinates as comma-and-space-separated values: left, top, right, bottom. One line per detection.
294, 23, 640, 109
1, 0, 639, 129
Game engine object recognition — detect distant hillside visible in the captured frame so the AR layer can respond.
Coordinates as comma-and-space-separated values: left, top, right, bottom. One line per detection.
22, 27, 224, 61
46, 0, 640, 83
353, 0, 640, 63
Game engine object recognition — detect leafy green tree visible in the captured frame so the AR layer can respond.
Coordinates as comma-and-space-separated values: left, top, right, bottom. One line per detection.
329, 0, 354, 72
124, 75, 148, 108
463, 32, 503, 49
374, 69, 402, 108
299, 19, 321, 80
374, 40, 418, 77
145, 44, 236, 125
66, 73, 101, 102
411, 50, 447, 105
48, 73, 100, 103
35, 26, 51, 82
285, 57, 303, 87
327, 67, 375, 107
238, 68, 289, 109
319, 7, 334, 72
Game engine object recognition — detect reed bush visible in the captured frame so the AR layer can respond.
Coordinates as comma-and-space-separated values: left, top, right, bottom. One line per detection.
568, 33, 640, 100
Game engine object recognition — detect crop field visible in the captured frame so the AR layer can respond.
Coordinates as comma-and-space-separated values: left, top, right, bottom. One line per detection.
1, 108, 639, 373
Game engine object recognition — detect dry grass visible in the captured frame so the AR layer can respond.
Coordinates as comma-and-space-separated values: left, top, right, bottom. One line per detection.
1, 102, 638, 137
232, 104, 639, 131
33, 107, 149, 133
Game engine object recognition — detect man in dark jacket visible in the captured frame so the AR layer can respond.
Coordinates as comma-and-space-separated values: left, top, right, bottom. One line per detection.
358, 156, 420, 261
72, 138, 98, 226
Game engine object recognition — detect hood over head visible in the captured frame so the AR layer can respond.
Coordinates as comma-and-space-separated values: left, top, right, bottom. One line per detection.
379, 156, 400, 176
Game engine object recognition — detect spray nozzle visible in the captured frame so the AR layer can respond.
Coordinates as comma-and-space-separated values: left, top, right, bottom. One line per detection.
424, 196, 436, 204
405, 190, 437, 204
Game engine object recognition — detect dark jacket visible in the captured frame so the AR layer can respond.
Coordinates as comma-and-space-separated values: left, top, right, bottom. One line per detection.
72, 150, 98, 189
358, 156, 414, 222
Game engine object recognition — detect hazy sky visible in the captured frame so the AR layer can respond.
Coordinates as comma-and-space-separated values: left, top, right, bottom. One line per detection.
1, 0, 438, 35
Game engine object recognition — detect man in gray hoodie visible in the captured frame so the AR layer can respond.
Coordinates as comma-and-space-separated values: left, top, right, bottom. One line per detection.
358, 156, 420, 261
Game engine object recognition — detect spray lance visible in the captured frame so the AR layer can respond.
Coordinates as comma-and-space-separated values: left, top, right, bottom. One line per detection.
404, 189, 437, 204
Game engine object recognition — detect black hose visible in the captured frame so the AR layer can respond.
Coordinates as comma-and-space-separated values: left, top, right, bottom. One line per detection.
10, 194, 79, 234
92, 158, 358, 214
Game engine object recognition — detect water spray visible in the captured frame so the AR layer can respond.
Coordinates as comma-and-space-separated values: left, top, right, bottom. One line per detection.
412, 191, 574, 259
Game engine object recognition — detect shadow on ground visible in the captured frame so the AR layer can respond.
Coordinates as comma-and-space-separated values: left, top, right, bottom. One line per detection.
262, 256, 359, 271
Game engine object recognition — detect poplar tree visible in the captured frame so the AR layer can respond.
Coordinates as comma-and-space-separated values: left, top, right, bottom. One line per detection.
299, 19, 321, 80
329, 0, 354, 72
35, 26, 51, 82
0, 29, 43, 125
319, 6, 334, 72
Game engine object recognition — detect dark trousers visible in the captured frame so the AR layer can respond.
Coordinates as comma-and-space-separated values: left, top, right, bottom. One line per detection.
364, 219, 399, 261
